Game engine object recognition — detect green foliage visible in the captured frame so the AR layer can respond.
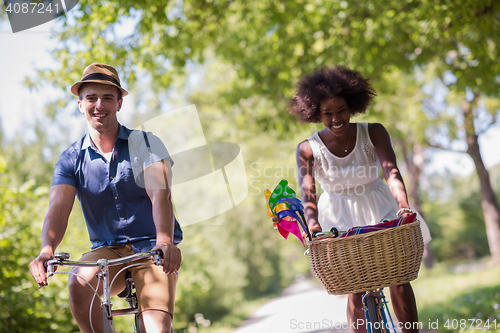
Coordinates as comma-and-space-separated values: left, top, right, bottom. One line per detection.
1, 123, 60, 189
427, 191, 489, 262
34, 0, 500, 103
0, 122, 89, 331
174, 228, 246, 328
421, 169, 498, 263
457, 191, 490, 258
0, 177, 77, 332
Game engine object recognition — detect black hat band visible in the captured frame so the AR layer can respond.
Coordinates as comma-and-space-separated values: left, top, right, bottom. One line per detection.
82, 73, 121, 87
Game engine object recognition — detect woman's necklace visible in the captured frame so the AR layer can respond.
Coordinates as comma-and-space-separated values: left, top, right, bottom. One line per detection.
329, 124, 351, 153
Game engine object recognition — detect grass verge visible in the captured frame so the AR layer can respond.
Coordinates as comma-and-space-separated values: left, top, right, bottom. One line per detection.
412, 259, 500, 332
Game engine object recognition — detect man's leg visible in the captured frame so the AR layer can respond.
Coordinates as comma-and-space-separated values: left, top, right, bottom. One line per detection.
68, 247, 126, 333
139, 310, 172, 333
131, 260, 177, 333
68, 265, 106, 333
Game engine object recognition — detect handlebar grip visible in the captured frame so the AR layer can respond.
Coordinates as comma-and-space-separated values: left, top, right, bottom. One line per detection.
330, 227, 339, 238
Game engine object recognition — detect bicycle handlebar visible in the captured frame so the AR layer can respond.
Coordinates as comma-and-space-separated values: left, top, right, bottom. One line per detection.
312, 227, 342, 239
44, 250, 164, 276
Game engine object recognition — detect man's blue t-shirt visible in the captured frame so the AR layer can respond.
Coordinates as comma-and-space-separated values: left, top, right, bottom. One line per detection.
52, 124, 183, 252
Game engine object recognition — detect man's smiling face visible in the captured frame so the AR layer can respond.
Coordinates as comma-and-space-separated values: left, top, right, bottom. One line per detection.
78, 82, 122, 133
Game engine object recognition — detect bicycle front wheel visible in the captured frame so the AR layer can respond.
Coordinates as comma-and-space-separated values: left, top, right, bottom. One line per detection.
365, 295, 382, 333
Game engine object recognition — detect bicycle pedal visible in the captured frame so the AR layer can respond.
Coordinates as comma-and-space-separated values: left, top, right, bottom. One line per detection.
126, 296, 137, 309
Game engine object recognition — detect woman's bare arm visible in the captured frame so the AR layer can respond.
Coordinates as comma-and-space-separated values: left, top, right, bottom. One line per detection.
296, 140, 322, 233
369, 123, 411, 211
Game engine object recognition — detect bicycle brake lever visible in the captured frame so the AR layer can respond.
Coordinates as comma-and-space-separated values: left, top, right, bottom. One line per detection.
47, 265, 54, 277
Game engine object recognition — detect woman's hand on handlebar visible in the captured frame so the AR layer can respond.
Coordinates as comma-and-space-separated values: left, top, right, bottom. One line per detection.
303, 227, 322, 241
29, 252, 53, 288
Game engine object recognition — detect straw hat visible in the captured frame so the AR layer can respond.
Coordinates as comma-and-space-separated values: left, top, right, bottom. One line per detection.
70, 63, 129, 97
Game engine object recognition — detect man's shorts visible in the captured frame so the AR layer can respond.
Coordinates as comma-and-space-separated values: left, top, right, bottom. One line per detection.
78, 243, 177, 316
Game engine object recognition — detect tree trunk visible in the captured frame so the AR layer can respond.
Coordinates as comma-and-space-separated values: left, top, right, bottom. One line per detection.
462, 97, 500, 264
401, 141, 434, 269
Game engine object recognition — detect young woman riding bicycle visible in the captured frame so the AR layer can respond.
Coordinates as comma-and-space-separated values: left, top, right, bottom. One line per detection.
291, 65, 432, 333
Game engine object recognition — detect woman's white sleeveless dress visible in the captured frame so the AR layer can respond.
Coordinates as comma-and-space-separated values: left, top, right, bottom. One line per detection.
307, 122, 431, 243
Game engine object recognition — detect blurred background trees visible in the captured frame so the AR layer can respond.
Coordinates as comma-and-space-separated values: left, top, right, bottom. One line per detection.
0, 129, 79, 332
1, 0, 500, 331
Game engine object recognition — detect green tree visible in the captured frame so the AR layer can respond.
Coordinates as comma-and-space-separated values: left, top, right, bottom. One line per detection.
0, 119, 91, 331
27, 1, 499, 101
0, 162, 78, 332
0, 123, 61, 188
421, 168, 497, 263
457, 191, 490, 259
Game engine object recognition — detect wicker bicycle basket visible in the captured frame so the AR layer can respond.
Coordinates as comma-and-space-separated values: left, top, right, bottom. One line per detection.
307, 221, 424, 295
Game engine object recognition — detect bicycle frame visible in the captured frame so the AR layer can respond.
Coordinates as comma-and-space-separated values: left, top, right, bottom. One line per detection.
46, 250, 163, 333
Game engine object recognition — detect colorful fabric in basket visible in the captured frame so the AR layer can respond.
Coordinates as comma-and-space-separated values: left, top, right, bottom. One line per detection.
338, 213, 417, 238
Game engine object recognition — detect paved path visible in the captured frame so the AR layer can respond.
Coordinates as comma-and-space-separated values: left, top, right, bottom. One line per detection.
233, 279, 350, 333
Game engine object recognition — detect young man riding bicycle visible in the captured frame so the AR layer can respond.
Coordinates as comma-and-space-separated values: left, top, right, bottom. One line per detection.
29, 63, 183, 333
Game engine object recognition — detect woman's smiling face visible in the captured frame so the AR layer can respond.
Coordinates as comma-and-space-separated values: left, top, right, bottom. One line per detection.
319, 96, 350, 136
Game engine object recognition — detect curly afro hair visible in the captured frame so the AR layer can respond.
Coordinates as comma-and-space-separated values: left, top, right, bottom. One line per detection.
289, 66, 377, 123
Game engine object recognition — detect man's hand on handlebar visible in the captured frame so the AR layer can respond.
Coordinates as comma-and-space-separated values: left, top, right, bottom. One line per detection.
29, 252, 54, 288
152, 243, 181, 275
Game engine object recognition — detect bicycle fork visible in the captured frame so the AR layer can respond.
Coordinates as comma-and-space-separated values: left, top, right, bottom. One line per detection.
97, 259, 116, 333
362, 290, 396, 333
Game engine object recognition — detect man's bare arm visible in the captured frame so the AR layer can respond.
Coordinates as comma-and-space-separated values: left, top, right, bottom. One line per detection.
144, 160, 181, 274
30, 184, 76, 287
